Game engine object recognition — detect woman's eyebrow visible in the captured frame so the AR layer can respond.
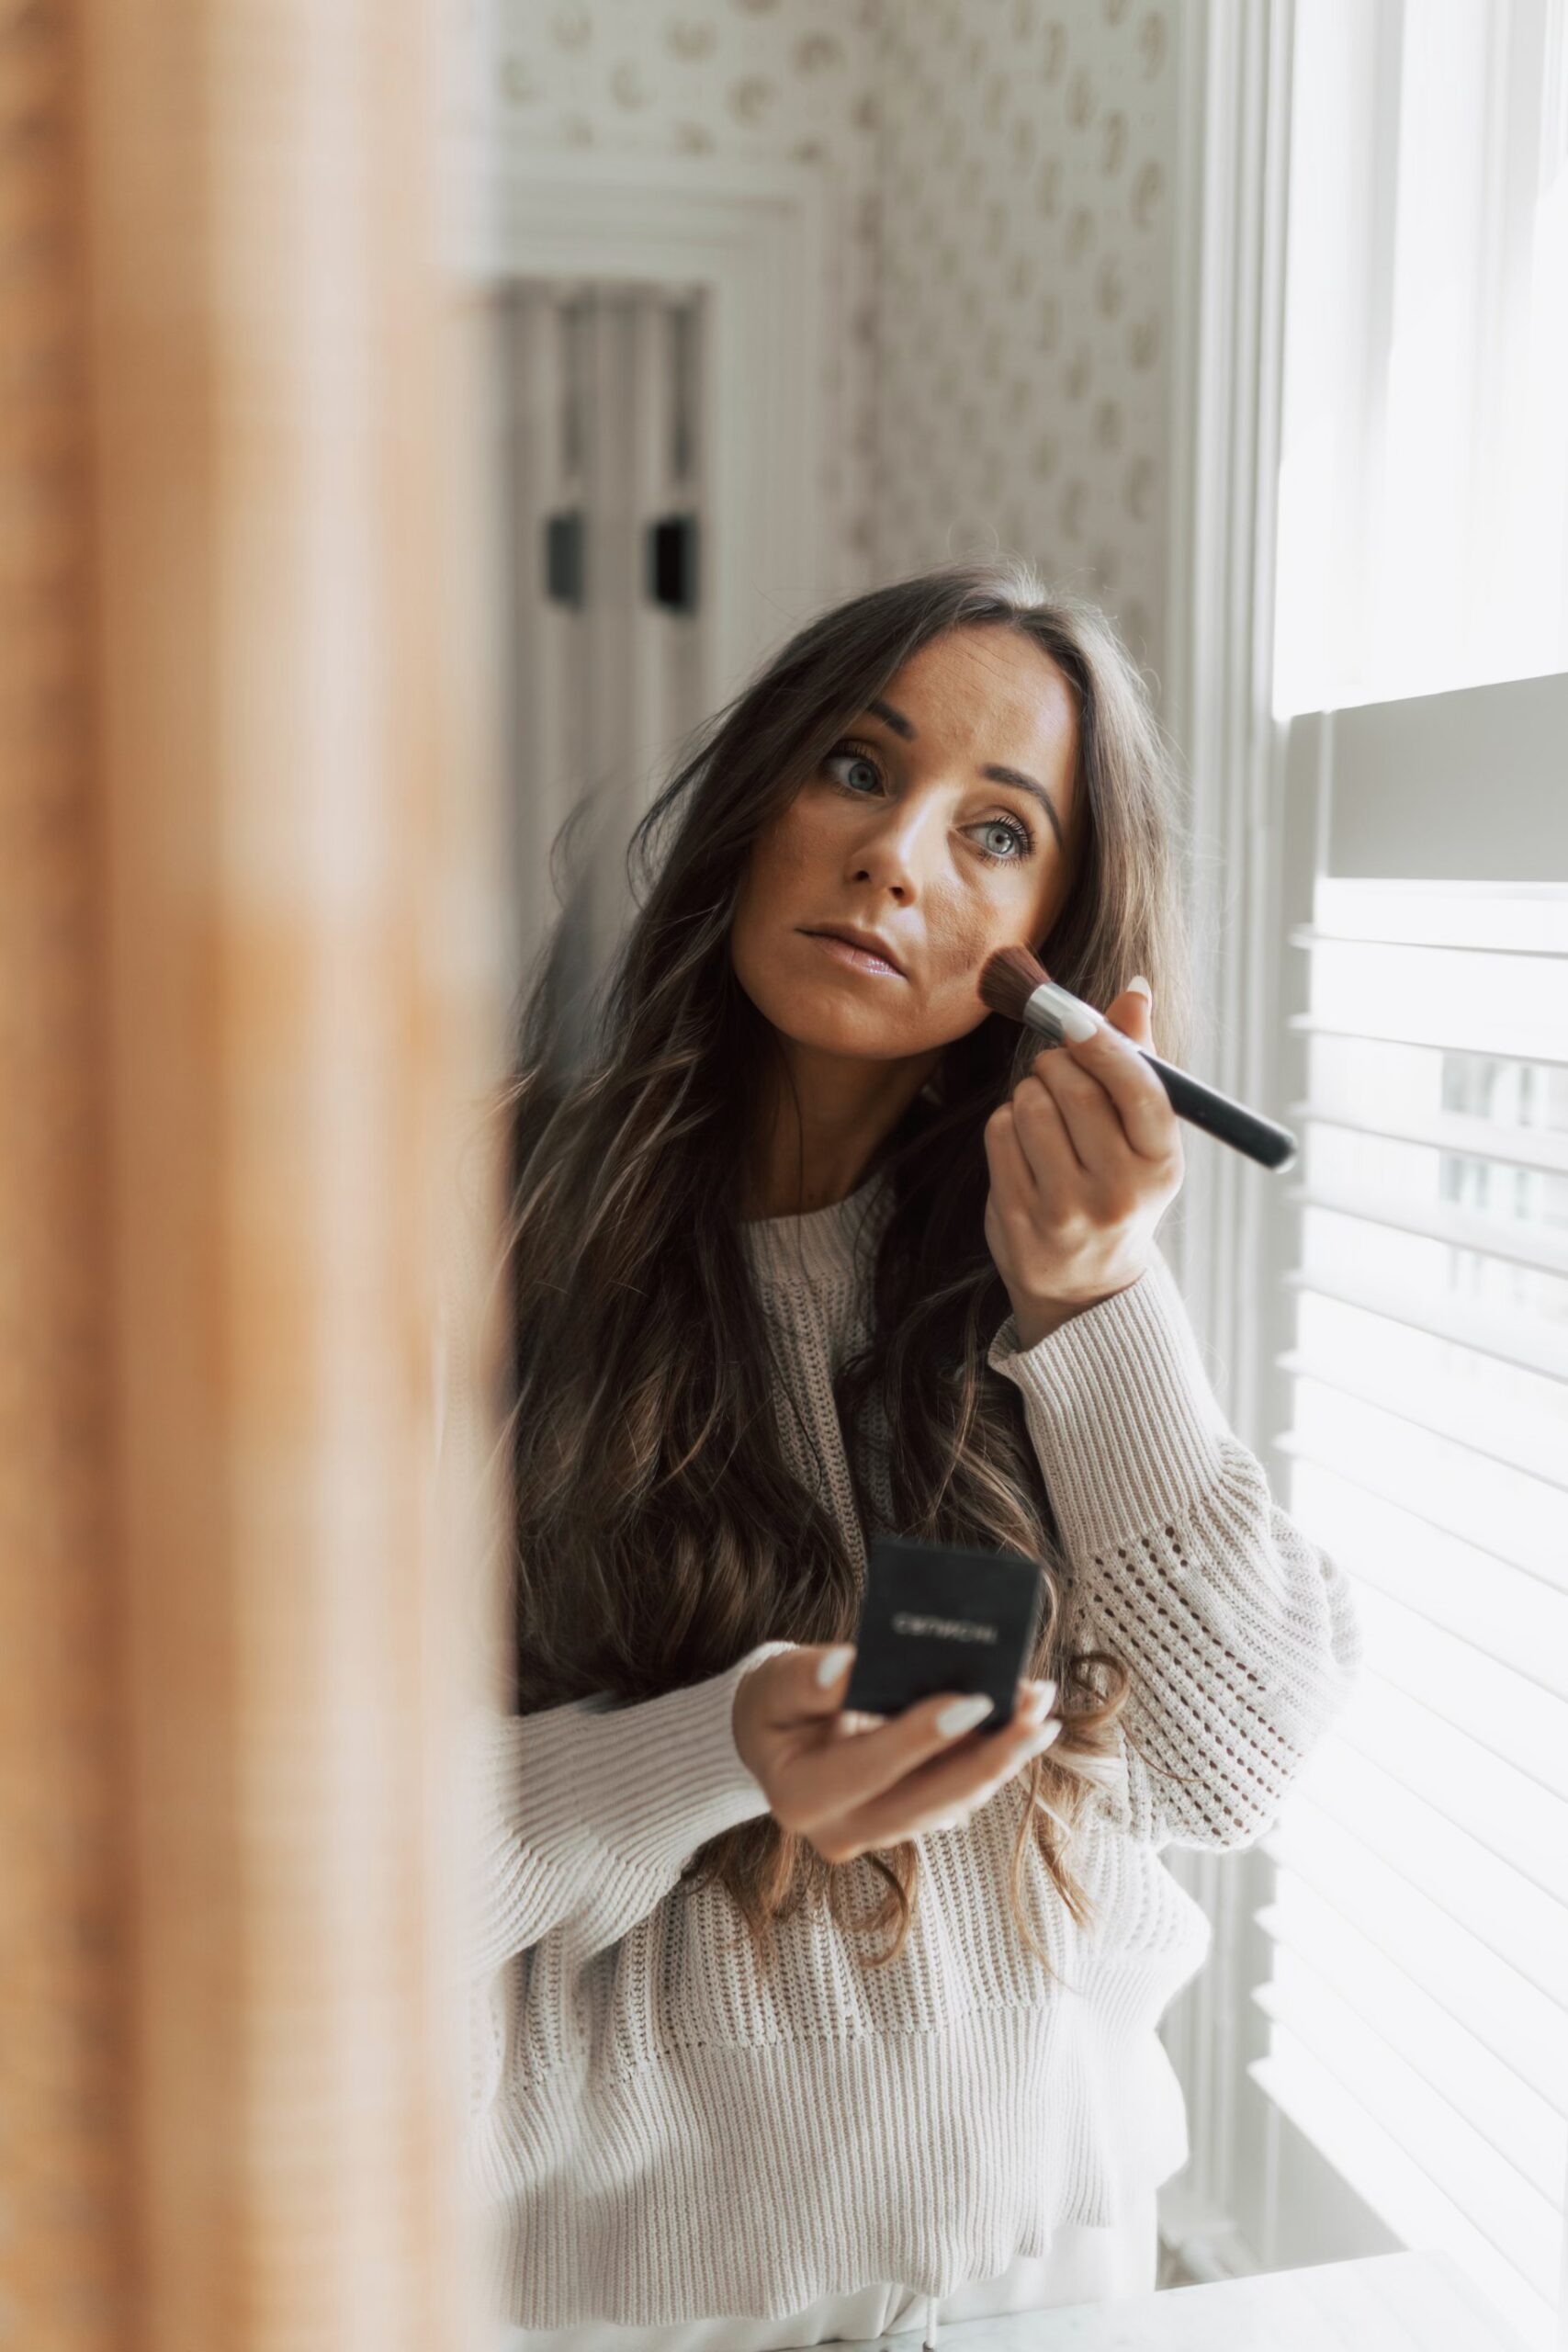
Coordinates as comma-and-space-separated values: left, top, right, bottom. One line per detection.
865, 696, 1066, 853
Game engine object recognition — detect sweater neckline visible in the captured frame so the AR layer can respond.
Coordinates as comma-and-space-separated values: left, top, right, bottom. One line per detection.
739, 1165, 891, 1289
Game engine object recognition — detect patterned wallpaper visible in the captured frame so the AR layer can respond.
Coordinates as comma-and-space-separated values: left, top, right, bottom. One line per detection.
467, 0, 1177, 683
874, 1, 1175, 677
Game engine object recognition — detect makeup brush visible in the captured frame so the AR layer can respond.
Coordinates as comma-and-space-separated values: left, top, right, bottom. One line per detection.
978, 944, 1299, 1173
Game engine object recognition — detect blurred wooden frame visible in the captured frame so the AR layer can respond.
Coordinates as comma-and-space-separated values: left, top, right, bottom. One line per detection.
1, 6, 507, 2347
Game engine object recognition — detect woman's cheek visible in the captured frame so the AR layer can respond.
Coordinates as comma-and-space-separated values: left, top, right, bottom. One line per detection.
929, 907, 1009, 1011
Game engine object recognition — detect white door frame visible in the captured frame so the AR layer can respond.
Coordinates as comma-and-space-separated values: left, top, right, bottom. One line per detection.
443, 139, 832, 713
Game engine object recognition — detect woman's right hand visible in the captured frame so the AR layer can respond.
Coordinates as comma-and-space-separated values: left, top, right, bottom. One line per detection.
731, 1643, 1063, 1862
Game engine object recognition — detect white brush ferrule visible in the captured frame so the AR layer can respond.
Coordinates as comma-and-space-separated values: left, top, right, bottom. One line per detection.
1023, 980, 1102, 1044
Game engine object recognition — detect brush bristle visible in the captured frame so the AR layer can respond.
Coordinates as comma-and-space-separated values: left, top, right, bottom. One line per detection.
978, 942, 1049, 1023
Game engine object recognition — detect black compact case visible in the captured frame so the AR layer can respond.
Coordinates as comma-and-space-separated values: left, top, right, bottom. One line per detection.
840, 1534, 1046, 1733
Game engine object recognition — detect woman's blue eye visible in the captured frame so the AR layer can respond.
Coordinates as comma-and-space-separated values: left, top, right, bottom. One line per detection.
824, 746, 883, 795
819, 740, 1035, 865
974, 818, 1032, 863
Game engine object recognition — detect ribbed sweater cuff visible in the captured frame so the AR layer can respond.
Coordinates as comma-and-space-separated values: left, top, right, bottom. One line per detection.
987, 1249, 1231, 1563
582, 1638, 798, 1875
464, 1637, 797, 1978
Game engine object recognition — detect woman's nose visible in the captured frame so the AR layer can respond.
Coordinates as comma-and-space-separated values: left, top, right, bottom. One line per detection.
849, 800, 937, 892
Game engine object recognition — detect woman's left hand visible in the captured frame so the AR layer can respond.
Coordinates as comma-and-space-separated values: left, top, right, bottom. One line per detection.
983, 980, 1185, 1349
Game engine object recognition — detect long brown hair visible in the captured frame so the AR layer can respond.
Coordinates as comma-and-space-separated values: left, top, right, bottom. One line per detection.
502, 558, 1197, 1979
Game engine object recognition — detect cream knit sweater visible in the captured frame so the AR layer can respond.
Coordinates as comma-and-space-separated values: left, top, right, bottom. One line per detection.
462, 1167, 1361, 2330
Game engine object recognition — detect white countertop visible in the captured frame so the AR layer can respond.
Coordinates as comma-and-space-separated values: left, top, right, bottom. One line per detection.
836, 2251, 1536, 2350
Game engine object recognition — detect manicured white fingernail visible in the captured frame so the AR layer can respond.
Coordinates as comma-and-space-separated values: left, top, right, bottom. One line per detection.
817, 1645, 854, 1689
1127, 975, 1152, 998
936, 1692, 995, 1737
1025, 1719, 1064, 1754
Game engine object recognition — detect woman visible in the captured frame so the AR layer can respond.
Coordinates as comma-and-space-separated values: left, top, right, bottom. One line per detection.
461, 560, 1360, 2348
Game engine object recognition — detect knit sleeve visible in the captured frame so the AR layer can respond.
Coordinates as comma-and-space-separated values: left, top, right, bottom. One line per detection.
462, 1636, 797, 1982
987, 1247, 1362, 1851
432, 1172, 795, 1979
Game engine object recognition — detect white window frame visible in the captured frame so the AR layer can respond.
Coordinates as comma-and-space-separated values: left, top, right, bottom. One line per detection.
1158, 0, 1307, 2275
1162, 0, 1567, 2316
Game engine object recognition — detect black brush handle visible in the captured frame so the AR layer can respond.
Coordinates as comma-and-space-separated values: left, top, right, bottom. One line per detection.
1135, 1046, 1298, 1171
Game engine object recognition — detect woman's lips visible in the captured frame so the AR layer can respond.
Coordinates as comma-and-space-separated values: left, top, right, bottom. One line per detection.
804, 930, 905, 978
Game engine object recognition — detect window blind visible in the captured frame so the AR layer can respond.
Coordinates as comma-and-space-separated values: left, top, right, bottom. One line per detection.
1250, 876, 1568, 2350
